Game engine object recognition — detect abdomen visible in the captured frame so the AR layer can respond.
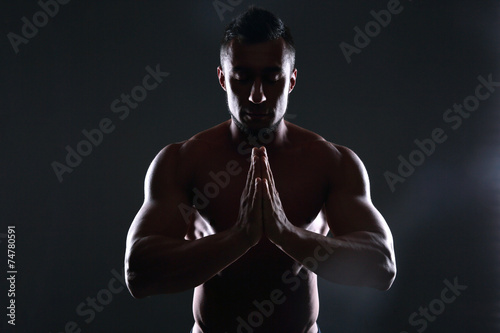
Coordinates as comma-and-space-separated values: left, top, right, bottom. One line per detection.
193, 241, 320, 332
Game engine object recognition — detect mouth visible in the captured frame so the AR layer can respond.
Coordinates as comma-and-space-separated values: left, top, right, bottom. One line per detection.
245, 112, 271, 121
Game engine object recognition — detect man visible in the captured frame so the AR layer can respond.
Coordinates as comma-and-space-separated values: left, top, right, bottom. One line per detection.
124, 7, 396, 333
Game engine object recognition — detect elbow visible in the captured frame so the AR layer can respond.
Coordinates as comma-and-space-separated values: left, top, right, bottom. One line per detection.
124, 240, 157, 299
125, 267, 150, 299
124, 262, 190, 297
372, 258, 397, 291
124, 250, 154, 299
127, 284, 147, 300
372, 240, 397, 291
373, 267, 396, 291
128, 286, 147, 299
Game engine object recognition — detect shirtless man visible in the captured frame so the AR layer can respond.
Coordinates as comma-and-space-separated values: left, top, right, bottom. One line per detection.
124, 7, 396, 333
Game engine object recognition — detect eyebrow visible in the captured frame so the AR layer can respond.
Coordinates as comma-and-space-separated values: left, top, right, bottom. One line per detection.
232, 66, 283, 73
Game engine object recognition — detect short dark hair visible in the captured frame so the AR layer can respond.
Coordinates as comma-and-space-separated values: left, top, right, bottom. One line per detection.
220, 6, 296, 70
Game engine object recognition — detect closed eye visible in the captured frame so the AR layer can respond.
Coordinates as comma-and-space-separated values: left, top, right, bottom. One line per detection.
235, 76, 249, 82
265, 75, 281, 83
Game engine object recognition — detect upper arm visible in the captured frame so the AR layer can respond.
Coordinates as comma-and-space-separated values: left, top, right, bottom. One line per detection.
126, 143, 194, 248
324, 144, 391, 240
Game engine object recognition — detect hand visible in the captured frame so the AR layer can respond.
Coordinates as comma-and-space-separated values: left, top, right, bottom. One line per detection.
259, 147, 294, 246
233, 148, 264, 247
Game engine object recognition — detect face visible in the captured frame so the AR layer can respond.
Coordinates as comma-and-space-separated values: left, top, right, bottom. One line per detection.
218, 38, 297, 135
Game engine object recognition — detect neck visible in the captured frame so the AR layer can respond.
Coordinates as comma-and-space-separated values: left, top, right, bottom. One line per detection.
228, 118, 288, 149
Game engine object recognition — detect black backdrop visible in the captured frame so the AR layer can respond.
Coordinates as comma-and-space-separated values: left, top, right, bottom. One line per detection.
1, 0, 499, 332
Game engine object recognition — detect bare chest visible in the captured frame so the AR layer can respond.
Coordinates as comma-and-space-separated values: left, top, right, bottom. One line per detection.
191, 150, 329, 232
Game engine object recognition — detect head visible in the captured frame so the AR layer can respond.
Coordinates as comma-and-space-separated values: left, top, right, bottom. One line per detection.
218, 7, 297, 136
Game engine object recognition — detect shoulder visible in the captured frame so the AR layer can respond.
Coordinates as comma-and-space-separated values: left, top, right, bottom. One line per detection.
310, 141, 363, 170
308, 141, 366, 175
284, 121, 326, 146
144, 139, 209, 199
285, 122, 368, 192
285, 121, 354, 161
144, 142, 189, 195
146, 121, 230, 184
312, 142, 369, 195
152, 121, 229, 167
186, 121, 230, 149
285, 121, 348, 160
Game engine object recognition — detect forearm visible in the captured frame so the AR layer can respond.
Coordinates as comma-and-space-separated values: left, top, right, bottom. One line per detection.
277, 226, 396, 290
125, 228, 251, 297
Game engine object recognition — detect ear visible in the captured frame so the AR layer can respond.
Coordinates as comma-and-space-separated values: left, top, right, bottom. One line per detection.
288, 68, 297, 93
217, 66, 227, 91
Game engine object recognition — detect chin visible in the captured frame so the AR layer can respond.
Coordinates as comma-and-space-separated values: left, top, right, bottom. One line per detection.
231, 110, 284, 135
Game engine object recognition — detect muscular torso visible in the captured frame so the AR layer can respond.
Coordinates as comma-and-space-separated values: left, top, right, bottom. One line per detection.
182, 121, 334, 332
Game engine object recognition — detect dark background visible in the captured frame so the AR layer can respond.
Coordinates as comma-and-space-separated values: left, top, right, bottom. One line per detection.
1, 0, 499, 332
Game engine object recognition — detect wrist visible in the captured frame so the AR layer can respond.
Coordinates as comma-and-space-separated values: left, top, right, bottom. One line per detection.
229, 224, 259, 250
272, 220, 298, 250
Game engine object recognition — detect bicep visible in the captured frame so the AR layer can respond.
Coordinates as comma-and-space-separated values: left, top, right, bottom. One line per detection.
324, 145, 390, 238
325, 193, 389, 238
127, 144, 194, 246
129, 198, 192, 243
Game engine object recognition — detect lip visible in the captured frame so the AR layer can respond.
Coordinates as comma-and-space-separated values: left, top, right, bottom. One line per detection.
246, 112, 270, 120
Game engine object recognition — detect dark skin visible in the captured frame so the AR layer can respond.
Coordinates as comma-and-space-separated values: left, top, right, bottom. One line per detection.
125, 38, 396, 333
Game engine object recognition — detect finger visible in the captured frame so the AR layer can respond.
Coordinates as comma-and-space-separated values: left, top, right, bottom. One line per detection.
247, 151, 258, 199
260, 147, 272, 181
254, 149, 262, 180
262, 178, 272, 216
250, 154, 262, 205
263, 151, 278, 197
260, 152, 276, 198
244, 148, 257, 195
252, 177, 263, 214
264, 149, 276, 188
261, 154, 270, 185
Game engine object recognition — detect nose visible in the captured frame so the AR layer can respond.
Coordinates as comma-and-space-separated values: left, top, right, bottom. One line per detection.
248, 78, 266, 104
